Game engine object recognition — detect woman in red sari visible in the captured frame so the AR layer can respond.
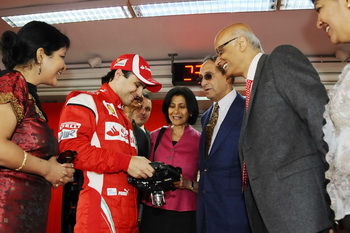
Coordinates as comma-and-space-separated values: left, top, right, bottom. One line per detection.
0, 21, 75, 232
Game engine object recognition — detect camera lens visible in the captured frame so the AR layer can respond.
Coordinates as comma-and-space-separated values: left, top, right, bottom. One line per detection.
151, 191, 166, 207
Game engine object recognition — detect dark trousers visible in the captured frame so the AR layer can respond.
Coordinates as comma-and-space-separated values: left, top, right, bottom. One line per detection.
140, 204, 196, 233
339, 215, 350, 233
201, 212, 206, 233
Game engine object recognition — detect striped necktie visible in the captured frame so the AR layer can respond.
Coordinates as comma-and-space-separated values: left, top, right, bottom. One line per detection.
205, 103, 219, 159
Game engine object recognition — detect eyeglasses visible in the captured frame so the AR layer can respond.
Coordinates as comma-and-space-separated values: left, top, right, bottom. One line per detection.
216, 37, 238, 55
197, 73, 213, 84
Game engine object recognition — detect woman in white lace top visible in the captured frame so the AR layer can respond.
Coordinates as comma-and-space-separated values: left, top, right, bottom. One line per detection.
312, 0, 350, 231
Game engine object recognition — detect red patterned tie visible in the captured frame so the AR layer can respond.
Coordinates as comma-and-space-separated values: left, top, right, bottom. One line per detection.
245, 79, 253, 111
242, 161, 248, 192
242, 79, 253, 192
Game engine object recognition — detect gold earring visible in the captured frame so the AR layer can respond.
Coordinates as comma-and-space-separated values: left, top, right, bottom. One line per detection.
37, 64, 42, 75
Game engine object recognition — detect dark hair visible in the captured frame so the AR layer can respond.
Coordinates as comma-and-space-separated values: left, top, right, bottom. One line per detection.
162, 86, 199, 125
202, 55, 235, 84
203, 55, 217, 63
0, 21, 70, 70
101, 70, 133, 84
143, 92, 151, 100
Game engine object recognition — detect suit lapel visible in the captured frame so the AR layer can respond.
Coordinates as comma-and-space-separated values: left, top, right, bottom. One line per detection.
145, 129, 151, 155
202, 106, 212, 133
242, 55, 268, 128
239, 54, 267, 161
246, 54, 267, 114
200, 106, 213, 161
209, 93, 244, 158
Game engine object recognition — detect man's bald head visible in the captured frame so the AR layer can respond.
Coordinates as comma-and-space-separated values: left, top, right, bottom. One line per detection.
214, 23, 262, 54
213, 23, 263, 78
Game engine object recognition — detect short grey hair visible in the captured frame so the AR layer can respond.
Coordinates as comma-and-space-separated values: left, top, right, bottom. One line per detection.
233, 28, 264, 52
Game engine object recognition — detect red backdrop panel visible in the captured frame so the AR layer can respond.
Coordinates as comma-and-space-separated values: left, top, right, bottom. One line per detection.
144, 99, 167, 131
42, 99, 165, 233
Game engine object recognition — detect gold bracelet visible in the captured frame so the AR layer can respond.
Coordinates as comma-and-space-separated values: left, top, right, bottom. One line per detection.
15, 151, 28, 171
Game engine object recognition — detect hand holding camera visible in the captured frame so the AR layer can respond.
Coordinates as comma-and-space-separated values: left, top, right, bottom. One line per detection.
128, 161, 182, 206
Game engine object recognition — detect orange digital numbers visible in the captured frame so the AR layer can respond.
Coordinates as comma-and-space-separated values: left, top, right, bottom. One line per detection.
183, 64, 202, 81
172, 62, 202, 86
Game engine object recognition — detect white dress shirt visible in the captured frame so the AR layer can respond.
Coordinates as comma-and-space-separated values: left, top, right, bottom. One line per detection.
208, 89, 237, 153
247, 52, 263, 82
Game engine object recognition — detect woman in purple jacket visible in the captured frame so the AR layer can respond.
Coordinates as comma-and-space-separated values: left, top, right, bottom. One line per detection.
140, 86, 200, 233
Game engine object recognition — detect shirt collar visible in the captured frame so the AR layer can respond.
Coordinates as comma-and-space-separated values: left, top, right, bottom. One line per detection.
99, 83, 124, 110
215, 89, 237, 113
140, 125, 146, 132
247, 52, 263, 81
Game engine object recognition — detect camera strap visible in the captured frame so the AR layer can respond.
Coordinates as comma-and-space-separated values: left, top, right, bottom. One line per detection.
153, 126, 168, 154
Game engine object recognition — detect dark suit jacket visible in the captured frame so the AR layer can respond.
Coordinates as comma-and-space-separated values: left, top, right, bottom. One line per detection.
197, 93, 251, 233
133, 121, 151, 158
240, 45, 332, 233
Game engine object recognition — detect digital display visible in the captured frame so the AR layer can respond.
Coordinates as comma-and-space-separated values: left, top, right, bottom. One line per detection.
172, 62, 202, 86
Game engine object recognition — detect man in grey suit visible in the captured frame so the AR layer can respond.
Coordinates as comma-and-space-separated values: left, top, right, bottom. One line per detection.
214, 23, 333, 233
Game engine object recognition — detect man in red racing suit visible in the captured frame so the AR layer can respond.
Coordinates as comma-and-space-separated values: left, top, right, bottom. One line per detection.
58, 54, 161, 233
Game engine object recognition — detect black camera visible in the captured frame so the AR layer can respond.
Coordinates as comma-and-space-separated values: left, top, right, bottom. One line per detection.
128, 162, 182, 206
57, 150, 77, 164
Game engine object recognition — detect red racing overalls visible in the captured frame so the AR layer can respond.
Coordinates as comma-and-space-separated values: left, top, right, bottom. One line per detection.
59, 83, 138, 233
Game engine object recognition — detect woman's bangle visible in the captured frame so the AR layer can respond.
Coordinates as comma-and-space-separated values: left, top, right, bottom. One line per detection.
15, 151, 28, 171
190, 180, 194, 191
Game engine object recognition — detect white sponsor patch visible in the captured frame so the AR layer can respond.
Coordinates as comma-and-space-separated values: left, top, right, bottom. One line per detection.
113, 59, 128, 67
58, 129, 78, 141
105, 122, 129, 142
58, 122, 81, 141
59, 122, 81, 130
118, 189, 129, 196
107, 188, 117, 196
103, 101, 118, 118
140, 65, 151, 72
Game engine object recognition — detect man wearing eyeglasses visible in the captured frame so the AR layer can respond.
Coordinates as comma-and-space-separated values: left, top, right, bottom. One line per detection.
196, 56, 250, 233
214, 23, 333, 233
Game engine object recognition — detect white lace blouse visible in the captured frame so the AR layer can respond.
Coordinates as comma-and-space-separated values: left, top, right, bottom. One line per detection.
323, 64, 350, 220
